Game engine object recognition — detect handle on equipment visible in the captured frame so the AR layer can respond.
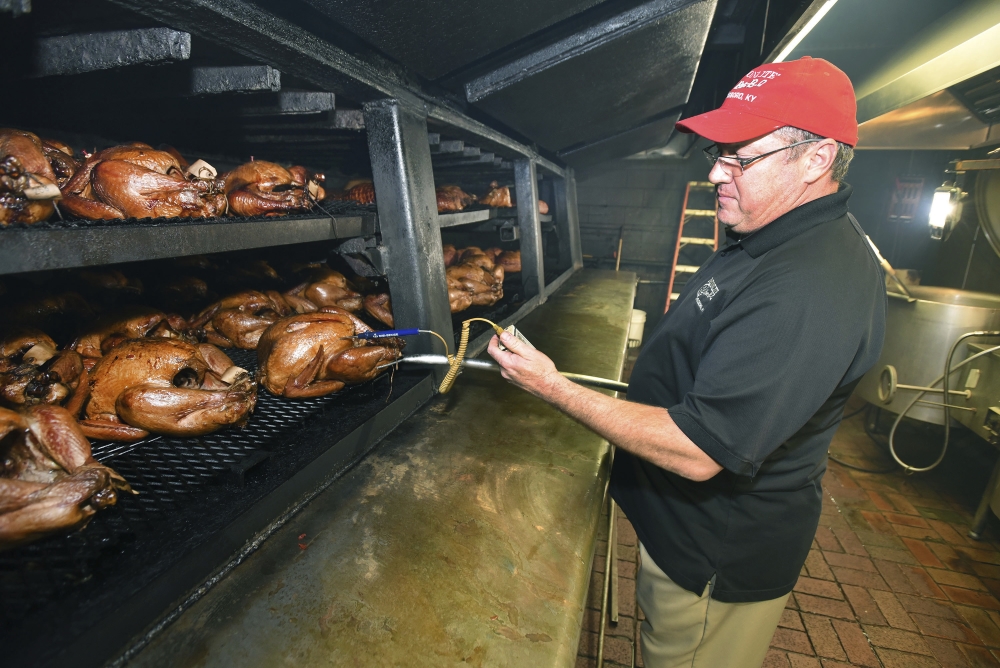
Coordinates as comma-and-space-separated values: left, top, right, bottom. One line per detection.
355, 328, 420, 340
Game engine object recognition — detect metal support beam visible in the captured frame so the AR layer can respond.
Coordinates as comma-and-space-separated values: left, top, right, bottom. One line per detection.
515, 158, 545, 302
465, 0, 700, 102
552, 169, 583, 269
554, 170, 584, 271
365, 99, 454, 362
106, 0, 565, 177
190, 65, 280, 94
239, 91, 334, 116
32, 28, 191, 77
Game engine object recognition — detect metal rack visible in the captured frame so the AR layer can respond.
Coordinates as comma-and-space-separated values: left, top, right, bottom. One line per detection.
1, 1, 583, 665
0, 206, 376, 275
1, 355, 433, 668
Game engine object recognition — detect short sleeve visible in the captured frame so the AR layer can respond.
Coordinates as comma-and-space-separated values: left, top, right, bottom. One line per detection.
667, 257, 873, 477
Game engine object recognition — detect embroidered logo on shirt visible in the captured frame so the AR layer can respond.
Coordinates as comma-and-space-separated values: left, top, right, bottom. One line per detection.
695, 278, 719, 312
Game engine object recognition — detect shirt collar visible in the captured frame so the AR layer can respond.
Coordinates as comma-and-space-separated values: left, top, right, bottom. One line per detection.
737, 184, 853, 258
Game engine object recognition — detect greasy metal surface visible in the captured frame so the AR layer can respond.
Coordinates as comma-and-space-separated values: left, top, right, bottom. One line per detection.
856, 90, 993, 150
365, 100, 455, 357
129, 269, 636, 668
470, 0, 716, 152
105, 0, 565, 176
559, 109, 683, 166
32, 28, 191, 77
515, 158, 545, 301
189, 65, 281, 94
0, 210, 376, 275
300, 0, 604, 81
465, 0, 699, 101
856, 286, 1000, 425
977, 170, 1000, 261
239, 92, 336, 116
554, 170, 584, 272
853, 0, 1000, 125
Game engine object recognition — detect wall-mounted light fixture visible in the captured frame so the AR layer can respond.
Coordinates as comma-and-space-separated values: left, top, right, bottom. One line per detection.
928, 184, 964, 240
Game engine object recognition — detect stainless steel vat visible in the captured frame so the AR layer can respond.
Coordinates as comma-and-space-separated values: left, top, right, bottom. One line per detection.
856, 286, 1000, 424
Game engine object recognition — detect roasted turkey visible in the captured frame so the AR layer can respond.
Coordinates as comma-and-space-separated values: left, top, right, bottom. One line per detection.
190, 290, 297, 349
256, 308, 402, 398
60, 143, 227, 220
222, 160, 323, 217
363, 293, 394, 328
72, 306, 193, 359
1, 404, 133, 550
337, 181, 376, 205
442, 244, 459, 267
0, 128, 61, 225
447, 274, 475, 313
0, 329, 86, 411
78, 339, 256, 442
41, 138, 79, 188
446, 263, 504, 307
436, 185, 477, 213
496, 250, 521, 273
480, 181, 513, 208
457, 246, 496, 271
286, 267, 363, 313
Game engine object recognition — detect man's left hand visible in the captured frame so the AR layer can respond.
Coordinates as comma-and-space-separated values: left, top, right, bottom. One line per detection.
487, 331, 567, 399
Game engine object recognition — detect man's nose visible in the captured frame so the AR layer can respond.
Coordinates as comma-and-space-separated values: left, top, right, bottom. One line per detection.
708, 160, 732, 185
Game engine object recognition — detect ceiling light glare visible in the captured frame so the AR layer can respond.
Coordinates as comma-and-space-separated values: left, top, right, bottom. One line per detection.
773, 0, 840, 63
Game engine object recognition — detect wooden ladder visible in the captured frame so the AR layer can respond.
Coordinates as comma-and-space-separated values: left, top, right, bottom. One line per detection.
664, 181, 719, 313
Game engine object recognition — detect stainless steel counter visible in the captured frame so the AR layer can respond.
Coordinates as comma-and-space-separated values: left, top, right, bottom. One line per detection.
129, 269, 636, 667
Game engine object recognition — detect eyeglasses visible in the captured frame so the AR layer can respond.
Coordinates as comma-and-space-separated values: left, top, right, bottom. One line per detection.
703, 139, 822, 176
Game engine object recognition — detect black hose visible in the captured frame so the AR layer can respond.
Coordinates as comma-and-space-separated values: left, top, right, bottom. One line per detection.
828, 454, 898, 474
825, 405, 899, 473
842, 404, 866, 420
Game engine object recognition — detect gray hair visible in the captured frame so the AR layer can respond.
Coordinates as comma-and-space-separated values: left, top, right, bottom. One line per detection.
774, 126, 854, 183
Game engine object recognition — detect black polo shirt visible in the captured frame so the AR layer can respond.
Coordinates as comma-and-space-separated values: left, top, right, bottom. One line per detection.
611, 185, 885, 603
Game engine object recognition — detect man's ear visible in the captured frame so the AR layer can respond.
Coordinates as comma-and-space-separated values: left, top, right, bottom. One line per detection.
803, 139, 837, 184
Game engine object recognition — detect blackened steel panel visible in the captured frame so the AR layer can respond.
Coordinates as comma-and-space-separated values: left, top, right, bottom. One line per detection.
298, 0, 605, 80
559, 110, 683, 166
470, 0, 715, 153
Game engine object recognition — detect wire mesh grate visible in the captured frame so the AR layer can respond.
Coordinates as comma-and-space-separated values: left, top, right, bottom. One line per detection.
0, 346, 425, 659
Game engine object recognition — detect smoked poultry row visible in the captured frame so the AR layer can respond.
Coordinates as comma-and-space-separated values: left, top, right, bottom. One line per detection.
1, 403, 134, 551
0, 128, 327, 224
0, 264, 401, 438
334, 179, 549, 215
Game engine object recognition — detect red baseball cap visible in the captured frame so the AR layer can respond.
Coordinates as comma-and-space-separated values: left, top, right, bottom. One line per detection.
676, 56, 858, 146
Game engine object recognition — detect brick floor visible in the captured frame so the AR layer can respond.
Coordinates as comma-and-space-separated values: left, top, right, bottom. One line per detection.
578, 397, 1000, 667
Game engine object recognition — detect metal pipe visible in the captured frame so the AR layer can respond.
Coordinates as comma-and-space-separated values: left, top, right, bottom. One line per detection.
610, 503, 619, 623
597, 496, 616, 668
393, 355, 631, 391
962, 225, 980, 290
914, 400, 976, 412
896, 384, 971, 398
615, 226, 624, 272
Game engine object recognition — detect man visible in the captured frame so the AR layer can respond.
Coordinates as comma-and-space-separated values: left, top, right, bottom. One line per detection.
487, 57, 886, 668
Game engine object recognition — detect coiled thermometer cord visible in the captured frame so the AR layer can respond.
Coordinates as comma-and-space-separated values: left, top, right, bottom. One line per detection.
439, 318, 505, 394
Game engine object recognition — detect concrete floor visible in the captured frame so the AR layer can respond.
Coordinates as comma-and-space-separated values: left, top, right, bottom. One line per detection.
577, 397, 1000, 668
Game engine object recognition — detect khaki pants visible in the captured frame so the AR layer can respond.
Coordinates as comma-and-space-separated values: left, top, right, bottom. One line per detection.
637, 543, 788, 668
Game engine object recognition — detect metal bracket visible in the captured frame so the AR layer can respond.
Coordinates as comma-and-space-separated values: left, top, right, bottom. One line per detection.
31, 27, 191, 77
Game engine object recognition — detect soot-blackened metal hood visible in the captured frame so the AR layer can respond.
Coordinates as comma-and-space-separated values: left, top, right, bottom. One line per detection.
296, 0, 606, 81
464, 0, 716, 157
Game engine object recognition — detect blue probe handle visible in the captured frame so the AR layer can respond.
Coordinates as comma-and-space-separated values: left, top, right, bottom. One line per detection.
356, 328, 420, 340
